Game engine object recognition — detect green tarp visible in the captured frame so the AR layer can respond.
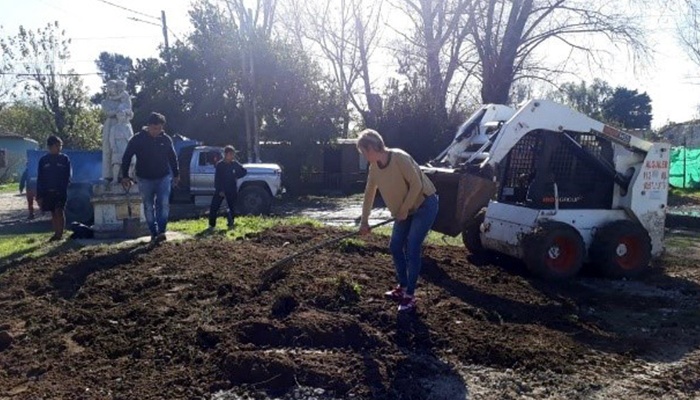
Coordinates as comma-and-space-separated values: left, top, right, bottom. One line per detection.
670, 147, 700, 189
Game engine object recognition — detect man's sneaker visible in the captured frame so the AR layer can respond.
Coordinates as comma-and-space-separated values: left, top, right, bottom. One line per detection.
227, 223, 234, 230
398, 295, 417, 312
206, 226, 215, 233
384, 286, 405, 302
48, 234, 62, 242
156, 233, 167, 242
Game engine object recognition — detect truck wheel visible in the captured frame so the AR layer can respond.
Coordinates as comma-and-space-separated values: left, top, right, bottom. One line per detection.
523, 222, 584, 280
462, 208, 486, 254
589, 220, 651, 279
238, 186, 272, 215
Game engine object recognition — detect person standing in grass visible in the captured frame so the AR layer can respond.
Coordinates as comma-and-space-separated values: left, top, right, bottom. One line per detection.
19, 163, 37, 220
208, 146, 247, 231
357, 129, 439, 313
36, 136, 71, 241
121, 112, 179, 243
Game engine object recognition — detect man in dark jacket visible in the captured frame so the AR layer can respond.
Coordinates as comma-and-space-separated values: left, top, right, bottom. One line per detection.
37, 136, 71, 241
120, 112, 179, 242
208, 145, 247, 231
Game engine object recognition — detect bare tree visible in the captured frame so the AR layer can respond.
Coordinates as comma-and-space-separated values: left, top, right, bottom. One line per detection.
677, 0, 700, 67
389, 0, 476, 118
0, 22, 89, 142
0, 41, 13, 110
470, 0, 647, 104
225, 0, 278, 162
281, 0, 384, 133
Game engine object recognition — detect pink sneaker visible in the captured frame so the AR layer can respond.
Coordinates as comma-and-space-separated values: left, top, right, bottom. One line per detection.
384, 286, 405, 302
398, 295, 417, 312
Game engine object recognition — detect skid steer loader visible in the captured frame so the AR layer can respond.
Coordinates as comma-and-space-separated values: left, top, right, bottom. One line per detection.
422, 99, 670, 279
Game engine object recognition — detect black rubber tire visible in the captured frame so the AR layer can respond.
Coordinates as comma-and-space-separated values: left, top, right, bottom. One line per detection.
589, 220, 652, 279
523, 221, 585, 280
237, 186, 272, 215
462, 208, 486, 255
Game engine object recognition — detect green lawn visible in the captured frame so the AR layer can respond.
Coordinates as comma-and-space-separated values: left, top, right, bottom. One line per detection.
0, 214, 462, 267
169, 215, 323, 239
0, 232, 56, 265
0, 182, 19, 193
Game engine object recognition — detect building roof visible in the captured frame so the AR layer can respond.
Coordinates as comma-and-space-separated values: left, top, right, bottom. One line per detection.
0, 134, 39, 143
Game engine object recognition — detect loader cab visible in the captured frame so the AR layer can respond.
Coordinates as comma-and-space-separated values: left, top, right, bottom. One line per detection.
498, 130, 615, 210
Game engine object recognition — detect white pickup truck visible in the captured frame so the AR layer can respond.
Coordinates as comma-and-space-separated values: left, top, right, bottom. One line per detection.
173, 145, 283, 215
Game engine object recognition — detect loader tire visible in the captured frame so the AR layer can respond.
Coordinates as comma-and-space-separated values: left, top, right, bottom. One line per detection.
462, 208, 486, 255
523, 222, 584, 280
589, 220, 651, 279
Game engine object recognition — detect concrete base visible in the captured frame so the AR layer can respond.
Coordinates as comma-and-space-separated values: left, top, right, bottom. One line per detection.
91, 183, 148, 239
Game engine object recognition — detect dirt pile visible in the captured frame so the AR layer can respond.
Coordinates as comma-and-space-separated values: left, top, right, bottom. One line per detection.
1, 224, 700, 399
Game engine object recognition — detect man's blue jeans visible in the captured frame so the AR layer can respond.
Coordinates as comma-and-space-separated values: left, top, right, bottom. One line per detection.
389, 194, 439, 296
138, 176, 172, 236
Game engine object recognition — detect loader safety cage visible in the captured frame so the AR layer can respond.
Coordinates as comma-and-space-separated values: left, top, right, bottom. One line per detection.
498, 130, 616, 210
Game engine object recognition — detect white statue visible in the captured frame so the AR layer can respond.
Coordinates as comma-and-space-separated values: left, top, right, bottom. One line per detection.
101, 79, 133, 183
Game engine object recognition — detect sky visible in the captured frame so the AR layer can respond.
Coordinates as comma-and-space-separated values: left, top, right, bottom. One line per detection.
1, 0, 699, 129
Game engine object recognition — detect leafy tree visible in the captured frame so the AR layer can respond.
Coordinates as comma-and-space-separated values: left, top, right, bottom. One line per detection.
551, 79, 613, 122
96, 52, 134, 83
602, 87, 652, 129
91, 52, 135, 105
129, 0, 344, 163
550, 79, 652, 129
0, 101, 54, 145
130, 57, 186, 135
0, 22, 99, 148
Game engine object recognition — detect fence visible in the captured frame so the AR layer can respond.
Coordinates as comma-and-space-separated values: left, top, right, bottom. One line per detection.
670, 147, 700, 189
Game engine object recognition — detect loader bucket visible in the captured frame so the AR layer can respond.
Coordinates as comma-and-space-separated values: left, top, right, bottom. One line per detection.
427, 170, 496, 236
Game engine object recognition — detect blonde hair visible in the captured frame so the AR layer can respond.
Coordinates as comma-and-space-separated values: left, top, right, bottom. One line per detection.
357, 129, 386, 152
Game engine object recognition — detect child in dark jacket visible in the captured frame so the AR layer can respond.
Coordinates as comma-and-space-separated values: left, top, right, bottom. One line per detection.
36, 136, 71, 241
208, 146, 247, 230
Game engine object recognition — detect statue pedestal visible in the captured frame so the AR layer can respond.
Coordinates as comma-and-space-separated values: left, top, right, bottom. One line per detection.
91, 183, 148, 239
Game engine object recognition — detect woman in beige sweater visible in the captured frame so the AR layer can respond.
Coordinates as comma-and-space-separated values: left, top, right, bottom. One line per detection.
357, 129, 439, 312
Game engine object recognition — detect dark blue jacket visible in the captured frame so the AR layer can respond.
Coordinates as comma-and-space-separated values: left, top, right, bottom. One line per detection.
37, 153, 71, 196
215, 160, 247, 193
121, 130, 179, 180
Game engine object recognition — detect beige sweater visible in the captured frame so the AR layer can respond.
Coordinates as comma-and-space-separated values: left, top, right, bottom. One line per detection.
361, 149, 437, 224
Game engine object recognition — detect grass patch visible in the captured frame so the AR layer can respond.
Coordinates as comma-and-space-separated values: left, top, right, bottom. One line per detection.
338, 237, 366, 250
0, 232, 80, 266
665, 234, 699, 251
668, 187, 700, 206
372, 225, 463, 247
169, 215, 322, 240
0, 182, 19, 194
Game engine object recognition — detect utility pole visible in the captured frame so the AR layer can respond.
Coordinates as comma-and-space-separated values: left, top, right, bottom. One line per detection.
161, 11, 170, 52
161, 10, 172, 76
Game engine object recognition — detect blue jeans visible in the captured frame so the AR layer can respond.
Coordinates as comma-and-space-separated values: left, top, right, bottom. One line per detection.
389, 194, 439, 296
138, 176, 172, 236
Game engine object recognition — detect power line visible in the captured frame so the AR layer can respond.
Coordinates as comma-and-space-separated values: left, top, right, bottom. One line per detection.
71, 35, 158, 41
0, 72, 102, 77
95, 0, 160, 21
128, 16, 161, 28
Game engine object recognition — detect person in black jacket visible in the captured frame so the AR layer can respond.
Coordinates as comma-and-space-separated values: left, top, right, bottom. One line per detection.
36, 136, 71, 241
120, 112, 179, 242
208, 145, 247, 231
